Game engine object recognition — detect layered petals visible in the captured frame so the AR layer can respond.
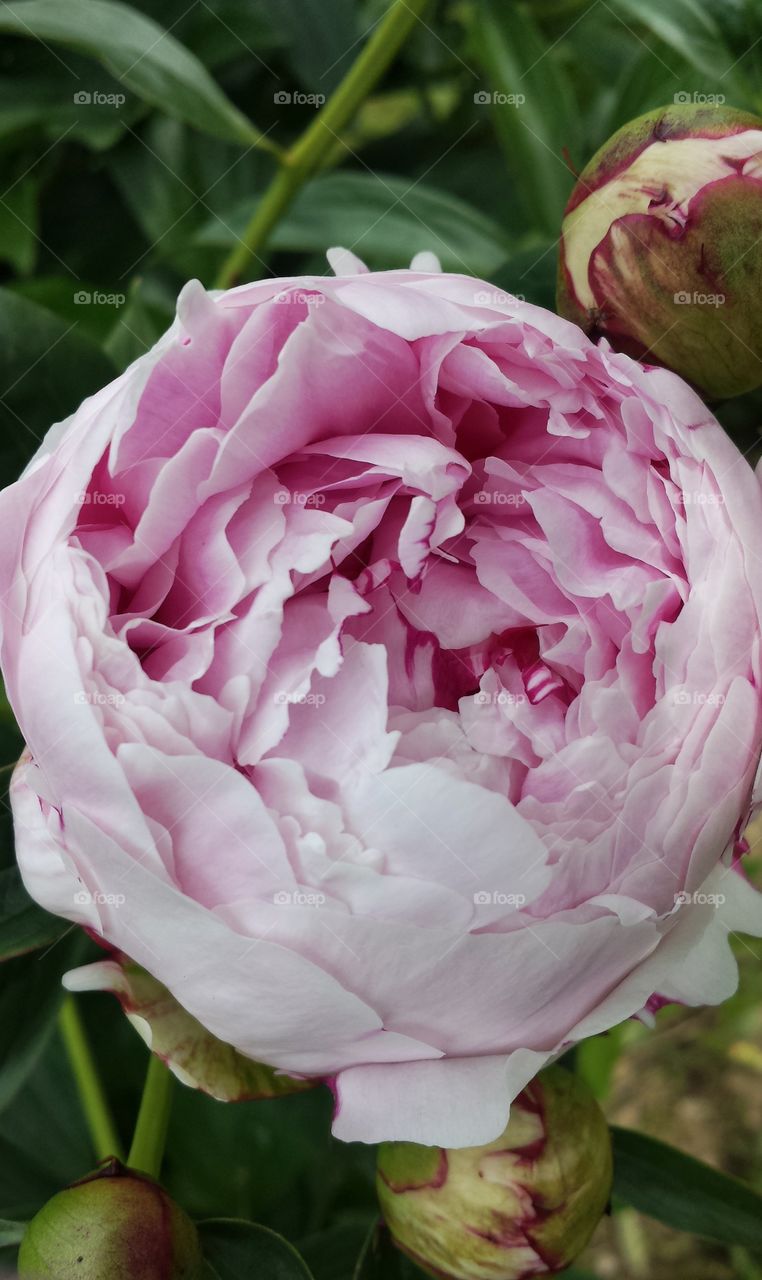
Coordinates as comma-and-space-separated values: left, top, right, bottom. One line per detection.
2, 258, 762, 1147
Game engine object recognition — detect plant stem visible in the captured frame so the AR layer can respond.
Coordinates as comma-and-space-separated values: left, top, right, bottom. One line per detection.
215, 164, 303, 289
127, 1054, 174, 1178
614, 1207, 650, 1277
58, 994, 124, 1163
214, 0, 431, 289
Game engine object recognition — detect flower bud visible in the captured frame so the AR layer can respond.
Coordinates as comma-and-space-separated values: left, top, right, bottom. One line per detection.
557, 103, 762, 398
17, 1160, 203, 1280
376, 1066, 611, 1279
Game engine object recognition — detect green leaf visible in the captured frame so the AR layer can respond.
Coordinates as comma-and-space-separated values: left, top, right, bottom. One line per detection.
104, 285, 174, 371
0, 66, 146, 149
0, 0, 269, 148
474, 0, 577, 234
353, 1223, 425, 1279
0, 927, 87, 1113
0, 288, 117, 482
165, 1083, 375, 1235
176, 0, 284, 73
607, 0, 748, 93
612, 1126, 762, 1247
108, 116, 272, 276
0, 1220, 25, 1247
273, 0, 359, 92
201, 172, 511, 276
354, 1224, 401, 1280
199, 1220, 315, 1280
0, 1029, 94, 1219
595, 45, 689, 142
0, 177, 38, 275
298, 1221, 373, 1280
0, 866, 67, 961
9, 275, 127, 338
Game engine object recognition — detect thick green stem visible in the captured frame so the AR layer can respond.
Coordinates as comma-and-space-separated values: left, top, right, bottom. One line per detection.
127, 1054, 174, 1179
214, 0, 431, 289
58, 994, 124, 1163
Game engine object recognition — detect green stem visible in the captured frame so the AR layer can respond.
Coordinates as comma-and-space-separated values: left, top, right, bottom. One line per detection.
215, 163, 304, 289
615, 1207, 650, 1277
214, 0, 431, 289
58, 994, 124, 1163
127, 1054, 173, 1178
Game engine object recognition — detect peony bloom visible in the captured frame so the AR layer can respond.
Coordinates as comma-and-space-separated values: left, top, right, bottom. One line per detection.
377, 1066, 612, 1279
557, 104, 762, 399
3, 253, 762, 1147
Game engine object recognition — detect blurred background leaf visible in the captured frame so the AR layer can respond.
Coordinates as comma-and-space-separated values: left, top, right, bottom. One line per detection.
612, 1127, 762, 1248
199, 1219, 315, 1279
0, 929, 88, 1116
0, 1027, 96, 1220
0, 865, 67, 961
607, 0, 751, 102
199, 170, 512, 274
0, 0, 270, 146
352, 1223, 424, 1279
272, 0, 361, 92
473, 0, 578, 234
0, 288, 116, 476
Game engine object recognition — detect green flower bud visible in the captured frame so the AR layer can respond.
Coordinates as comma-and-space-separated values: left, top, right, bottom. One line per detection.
376, 1066, 612, 1279
18, 1160, 203, 1280
557, 103, 762, 399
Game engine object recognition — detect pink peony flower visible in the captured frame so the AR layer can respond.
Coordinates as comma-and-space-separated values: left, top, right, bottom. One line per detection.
3, 253, 762, 1147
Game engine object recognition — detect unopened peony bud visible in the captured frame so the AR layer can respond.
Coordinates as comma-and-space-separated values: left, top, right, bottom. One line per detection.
376, 1066, 611, 1279
557, 104, 762, 398
18, 1160, 203, 1280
